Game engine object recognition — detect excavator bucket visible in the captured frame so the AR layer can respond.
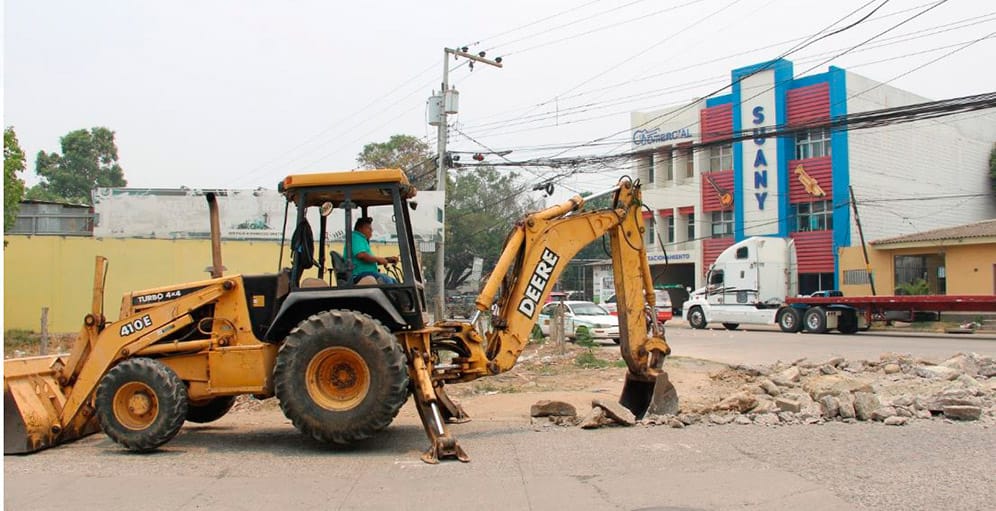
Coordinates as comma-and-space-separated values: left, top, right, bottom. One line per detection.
619, 371, 679, 419
3, 355, 99, 454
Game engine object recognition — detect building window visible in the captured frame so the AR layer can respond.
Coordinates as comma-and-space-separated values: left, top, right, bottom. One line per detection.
793, 200, 832, 232
658, 149, 673, 181
684, 148, 695, 178
645, 153, 655, 184
664, 216, 674, 243
795, 128, 831, 160
686, 212, 695, 241
710, 210, 733, 238
645, 217, 656, 245
707, 144, 732, 172
843, 269, 869, 285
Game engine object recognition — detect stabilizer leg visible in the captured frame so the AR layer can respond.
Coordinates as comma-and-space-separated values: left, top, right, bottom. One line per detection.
408, 348, 469, 464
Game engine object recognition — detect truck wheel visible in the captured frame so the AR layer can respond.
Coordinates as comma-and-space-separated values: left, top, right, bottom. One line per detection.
95, 357, 188, 452
722, 323, 739, 331
274, 310, 409, 445
803, 307, 828, 333
837, 311, 859, 334
186, 396, 237, 424
778, 308, 802, 333
687, 307, 707, 329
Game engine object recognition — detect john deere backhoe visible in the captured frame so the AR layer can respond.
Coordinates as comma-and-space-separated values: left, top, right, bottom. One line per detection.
4, 169, 676, 463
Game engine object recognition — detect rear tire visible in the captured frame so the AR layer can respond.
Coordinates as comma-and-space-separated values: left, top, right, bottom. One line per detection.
803, 307, 828, 333
274, 310, 409, 445
837, 310, 859, 334
722, 323, 739, 331
186, 396, 237, 424
96, 357, 188, 452
778, 308, 802, 333
687, 307, 707, 329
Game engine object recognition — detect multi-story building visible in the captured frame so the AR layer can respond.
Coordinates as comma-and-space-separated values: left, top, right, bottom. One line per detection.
598, 58, 996, 302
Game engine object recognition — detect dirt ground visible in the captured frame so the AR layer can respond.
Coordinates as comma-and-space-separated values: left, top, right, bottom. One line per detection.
230, 340, 745, 421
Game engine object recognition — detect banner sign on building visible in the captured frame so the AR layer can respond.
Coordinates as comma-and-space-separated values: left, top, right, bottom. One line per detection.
739, 69, 780, 236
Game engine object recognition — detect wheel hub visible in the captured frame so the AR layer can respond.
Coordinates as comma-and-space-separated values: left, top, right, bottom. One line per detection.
113, 381, 160, 430
306, 347, 371, 411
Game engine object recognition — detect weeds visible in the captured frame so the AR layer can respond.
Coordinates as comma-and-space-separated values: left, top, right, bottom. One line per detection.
574, 349, 610, 369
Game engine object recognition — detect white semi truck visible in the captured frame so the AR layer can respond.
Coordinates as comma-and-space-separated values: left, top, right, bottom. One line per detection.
683, 237, 996, 334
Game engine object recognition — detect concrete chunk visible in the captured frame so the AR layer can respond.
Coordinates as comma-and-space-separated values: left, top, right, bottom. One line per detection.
853, 392, 881, 421
592, 399, 635, 426
530, 400, 577, 417
943, 405, 982, 421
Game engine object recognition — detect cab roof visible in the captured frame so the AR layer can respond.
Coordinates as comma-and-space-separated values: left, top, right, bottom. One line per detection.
279, 169, 416, 207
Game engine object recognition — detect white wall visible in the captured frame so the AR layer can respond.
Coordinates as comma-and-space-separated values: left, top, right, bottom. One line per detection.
845, 72, 996, 242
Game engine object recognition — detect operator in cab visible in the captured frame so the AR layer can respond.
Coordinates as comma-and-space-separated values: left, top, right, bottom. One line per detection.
351, 217, 399, 284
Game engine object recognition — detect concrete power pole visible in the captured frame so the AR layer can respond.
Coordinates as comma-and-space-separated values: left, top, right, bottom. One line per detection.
433, 47, 502, 320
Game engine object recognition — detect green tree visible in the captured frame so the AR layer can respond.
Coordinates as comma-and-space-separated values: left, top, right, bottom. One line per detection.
990, 143, 996, 196
32, 127, 126, 204
4, 127, 27, 229
424, 166, 539, 290
356, 134, 435, 190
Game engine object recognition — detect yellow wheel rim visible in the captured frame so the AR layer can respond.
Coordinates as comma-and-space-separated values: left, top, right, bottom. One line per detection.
112, 382, 159, 430
306, 347, 370, 411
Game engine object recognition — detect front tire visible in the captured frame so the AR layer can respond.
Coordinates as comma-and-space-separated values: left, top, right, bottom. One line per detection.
274, 310, 409, 445
96, 357, 188, 452
687, 306, 707, 329
778, 308, 802, 333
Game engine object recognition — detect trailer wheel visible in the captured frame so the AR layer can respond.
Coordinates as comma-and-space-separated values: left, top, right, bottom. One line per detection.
722, 323, 739, 331
687, 307, 707, 329
837, 311, 859, 334
778, 308, 802, 333
96, 357, 188, 452
803, 307, 828, 333
186, 396, 237, 424
274, 310, 409, 445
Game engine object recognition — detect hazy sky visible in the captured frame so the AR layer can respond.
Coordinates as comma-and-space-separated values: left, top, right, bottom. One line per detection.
4, 0, 994, 195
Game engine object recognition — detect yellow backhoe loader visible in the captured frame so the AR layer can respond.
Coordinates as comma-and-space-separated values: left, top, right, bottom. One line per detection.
4, 169, 676, 463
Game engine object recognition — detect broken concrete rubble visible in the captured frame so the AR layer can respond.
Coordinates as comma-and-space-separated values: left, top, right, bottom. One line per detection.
572, 352, 995, 431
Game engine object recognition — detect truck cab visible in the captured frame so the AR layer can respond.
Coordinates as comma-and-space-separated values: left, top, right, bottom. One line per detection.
684, 237, 797, 330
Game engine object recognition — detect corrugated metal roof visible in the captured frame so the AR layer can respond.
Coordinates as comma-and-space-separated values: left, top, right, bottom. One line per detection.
871, 218, 996, 245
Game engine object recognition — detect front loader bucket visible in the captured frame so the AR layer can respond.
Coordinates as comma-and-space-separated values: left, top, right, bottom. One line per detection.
619, 371, 679, 419
4, 356, 99, 454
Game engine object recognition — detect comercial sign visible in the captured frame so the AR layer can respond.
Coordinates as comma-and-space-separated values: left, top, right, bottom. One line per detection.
632, 127, 693, 146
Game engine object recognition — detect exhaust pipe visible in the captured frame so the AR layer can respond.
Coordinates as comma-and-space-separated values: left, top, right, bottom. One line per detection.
206, 193, 224, 278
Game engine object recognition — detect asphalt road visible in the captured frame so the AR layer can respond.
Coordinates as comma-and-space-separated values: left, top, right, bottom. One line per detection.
660, 321, 996, 365
5, 327, 995, 511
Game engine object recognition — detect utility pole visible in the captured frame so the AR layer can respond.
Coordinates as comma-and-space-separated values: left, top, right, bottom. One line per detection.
433, 47, 502, 320
849, 185, 876, 296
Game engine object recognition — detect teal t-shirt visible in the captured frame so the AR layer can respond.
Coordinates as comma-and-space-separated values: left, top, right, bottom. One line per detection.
351, 230, 379, 275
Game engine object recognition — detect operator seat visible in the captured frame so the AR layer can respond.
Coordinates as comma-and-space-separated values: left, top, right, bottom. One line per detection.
330, 251, 352, 285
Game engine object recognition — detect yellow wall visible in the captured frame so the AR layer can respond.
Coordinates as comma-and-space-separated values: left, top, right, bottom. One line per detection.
3, 236, 399, 333
838, 242, 996, 296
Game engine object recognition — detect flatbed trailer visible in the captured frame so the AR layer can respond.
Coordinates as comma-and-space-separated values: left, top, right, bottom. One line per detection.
778, 295, 996, 334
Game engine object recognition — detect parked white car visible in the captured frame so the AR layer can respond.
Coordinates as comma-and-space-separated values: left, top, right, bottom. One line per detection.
537, 301, 620, 343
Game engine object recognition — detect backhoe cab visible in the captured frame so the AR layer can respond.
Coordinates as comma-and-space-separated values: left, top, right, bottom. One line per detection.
4, 169, 676, 464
